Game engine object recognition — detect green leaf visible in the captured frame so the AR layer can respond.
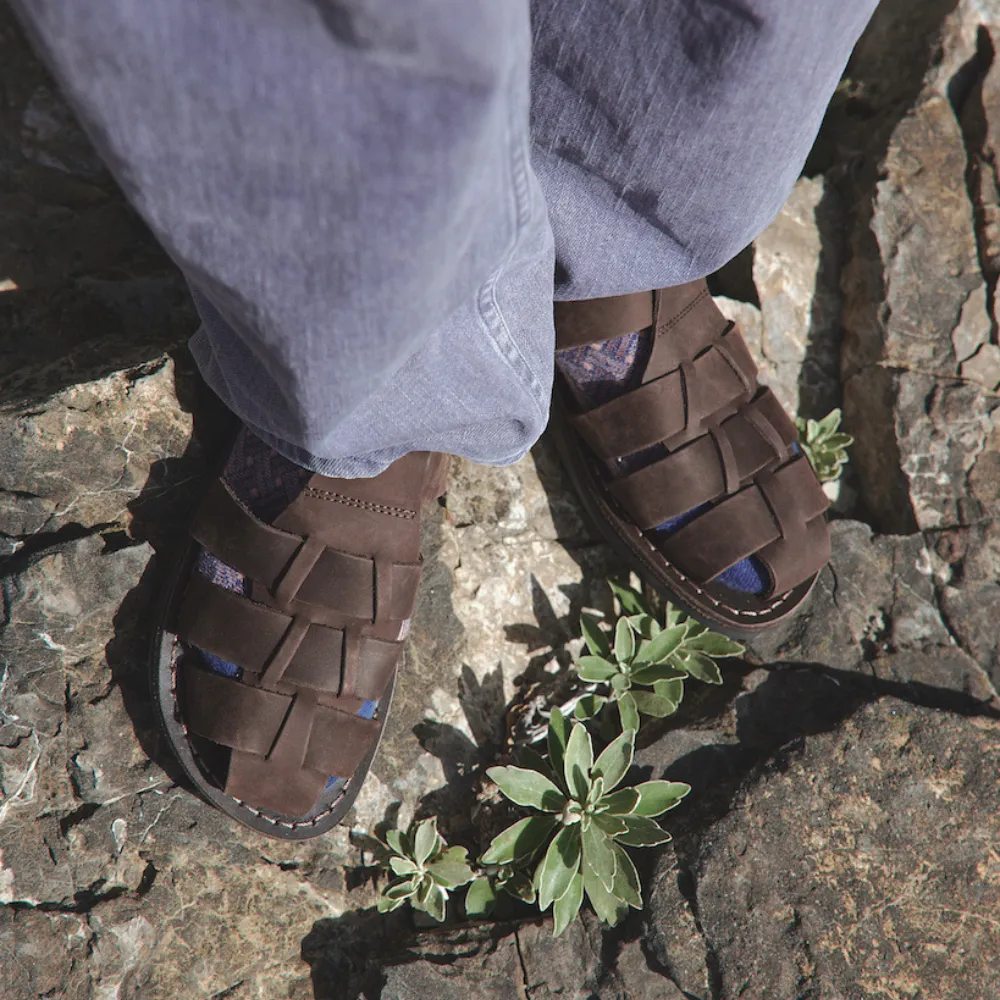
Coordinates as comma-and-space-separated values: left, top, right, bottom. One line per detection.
610, 843, 642, 909
481, 815, 559, 865
501, 872, 536, 904
617, 692, 640, 734
599, 787, 640, 815
630, 690, 679, 718
536, 826, 582, 911
382, 876, 418, 900
665, 603, 685, 629
617, 815, 672, 847
632, 780, 691, 817
630, 660, 688, 686
583, 862, 628, 927
587, 775, 605, 806
576, 656, 618, 682
580, 613, 611, 658
487, 766, 567, 812
816, 408, 841, 435
593, 812, 628, 837
683, 632, 745, 659
614, 617, 635, 664
824, 432, 853, 449
417, 881, 448, 922
563, 723, 594, 801
678, 652, 724, 685
377, 892, 405, 913
574, 694, 606, 720
582, 821, 616, 892
627, 614, 659, 639
610, 580, 650, 616
412, 818, 440, 865
389, 856, 419, 876
426, 847, 474, 887
464, 876, 496, 918
610, 673, 630, 695
592, 729, 635, 793
653, 677, 684, 709
552, 870, 584, 937
385, 828, 410, 858
547, 706, 571, 778
632, 624, 689, 666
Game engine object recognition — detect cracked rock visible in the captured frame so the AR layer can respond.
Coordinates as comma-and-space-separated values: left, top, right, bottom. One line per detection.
693, 693, 1000, 1000
4, 1, 1000, 998
842, 28, 1000, 532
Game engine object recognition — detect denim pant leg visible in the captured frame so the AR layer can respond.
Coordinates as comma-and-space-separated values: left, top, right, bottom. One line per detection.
530, 0, 879, 300
11, 0, 555, 478
12, 1, 876, 475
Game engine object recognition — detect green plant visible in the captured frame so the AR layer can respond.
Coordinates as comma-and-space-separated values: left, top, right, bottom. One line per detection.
573, 582, 744, 732
377, 817, 475, 921
481, 712, 689, 935
795, 408, 853, 482
464, 863, 536, 918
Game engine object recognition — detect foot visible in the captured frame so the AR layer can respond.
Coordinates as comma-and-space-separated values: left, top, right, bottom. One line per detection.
552, 280, 830, 636
153, 427, 449, 839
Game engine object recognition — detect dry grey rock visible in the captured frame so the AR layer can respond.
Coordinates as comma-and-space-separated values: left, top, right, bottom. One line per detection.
692, 694, 1000, 1000
753, 176, 846, 419
839, 1, 1000, 534
4, 0, 1000, 998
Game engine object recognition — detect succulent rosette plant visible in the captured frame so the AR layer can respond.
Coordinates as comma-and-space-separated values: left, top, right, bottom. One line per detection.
573, 583, 744, 731
377, 817, 475, 921
795, 408, 853, 482
481, 710, 689, 935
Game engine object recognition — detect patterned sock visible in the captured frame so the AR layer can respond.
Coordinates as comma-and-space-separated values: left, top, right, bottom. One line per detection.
557, 330, 768, 594
191, 428, 378, 793
193, 428, 313, 677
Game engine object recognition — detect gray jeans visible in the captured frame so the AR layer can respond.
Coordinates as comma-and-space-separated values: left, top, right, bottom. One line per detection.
12, 0, 876, 477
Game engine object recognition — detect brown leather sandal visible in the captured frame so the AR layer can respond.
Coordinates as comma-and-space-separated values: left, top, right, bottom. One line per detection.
550, 280, 830, 638
153, 448, 449, 840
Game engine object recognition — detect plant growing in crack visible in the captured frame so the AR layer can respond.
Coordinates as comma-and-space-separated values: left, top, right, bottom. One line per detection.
376, 817, 475, 921
481, 710, 689, 935
571, 582, 744, 732
795, 408, 853, 482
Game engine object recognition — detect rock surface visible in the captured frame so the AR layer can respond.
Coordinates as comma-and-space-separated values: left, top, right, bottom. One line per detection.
3, 1, 1000, 999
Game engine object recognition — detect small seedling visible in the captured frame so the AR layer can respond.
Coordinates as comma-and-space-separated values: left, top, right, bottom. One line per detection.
795, 408, 853, 482
574, 582, 744, 732
377, 817, 475, 921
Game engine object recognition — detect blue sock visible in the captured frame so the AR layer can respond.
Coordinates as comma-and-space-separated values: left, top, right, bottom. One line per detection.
557, 331, 768, 594
191, 429, 378, 794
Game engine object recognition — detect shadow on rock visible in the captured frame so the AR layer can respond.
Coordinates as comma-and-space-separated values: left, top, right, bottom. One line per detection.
0, 5, 195, 409
103, 350, 237, 794
503, 573, 588, 680
302, 906, 666, 1000
642, 658, 1000, 864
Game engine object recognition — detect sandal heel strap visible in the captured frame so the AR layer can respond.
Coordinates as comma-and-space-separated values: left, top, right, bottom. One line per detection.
554, 291, 654, 349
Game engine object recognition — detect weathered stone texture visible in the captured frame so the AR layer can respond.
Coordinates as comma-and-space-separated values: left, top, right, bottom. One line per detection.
4, 1, 1000, 998
695, 696, 1000, 1000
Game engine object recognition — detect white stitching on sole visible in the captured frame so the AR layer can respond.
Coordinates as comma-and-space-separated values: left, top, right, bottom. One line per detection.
169, 637, 355, 830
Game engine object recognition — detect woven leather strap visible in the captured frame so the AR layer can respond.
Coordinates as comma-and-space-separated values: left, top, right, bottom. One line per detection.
174, 450, 447, 816
190, 479, 421, 623
556, 282, 829, 598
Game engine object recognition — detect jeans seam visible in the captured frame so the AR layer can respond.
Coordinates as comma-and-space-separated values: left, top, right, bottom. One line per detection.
474, 59, 549, 431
